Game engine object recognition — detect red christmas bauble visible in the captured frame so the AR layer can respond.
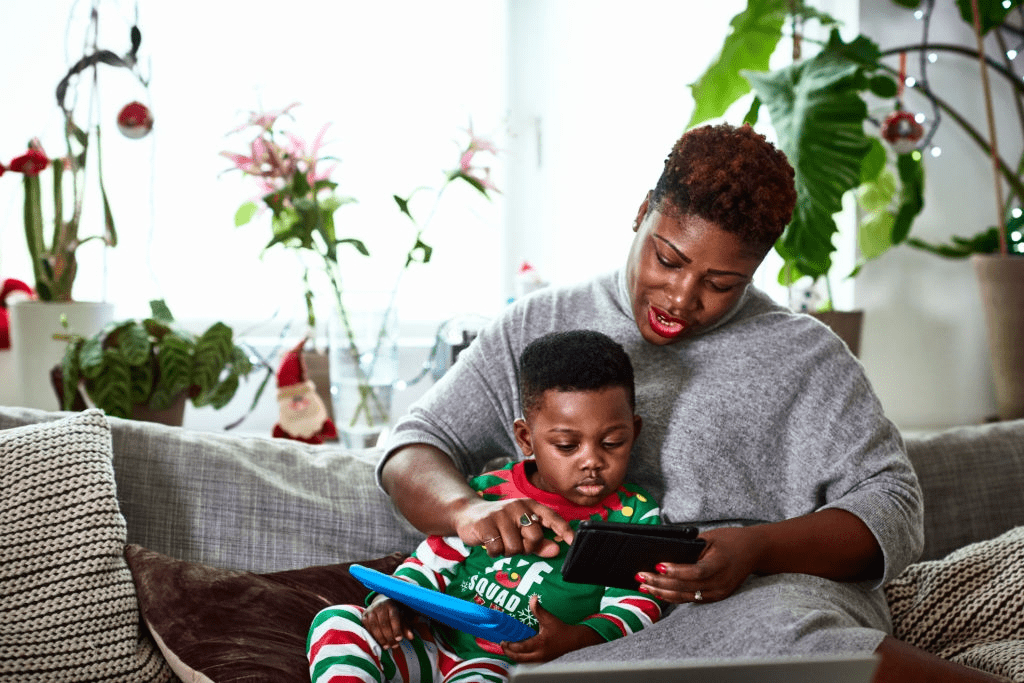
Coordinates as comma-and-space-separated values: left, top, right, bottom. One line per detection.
117, 101, 154, 139
881, 110, 923, 154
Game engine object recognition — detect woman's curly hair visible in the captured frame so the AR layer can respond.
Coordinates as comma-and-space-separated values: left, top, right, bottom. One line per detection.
651, 123, 796, 257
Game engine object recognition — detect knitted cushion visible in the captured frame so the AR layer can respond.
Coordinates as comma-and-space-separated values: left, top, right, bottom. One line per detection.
0, 410, 172, 682
886, 526, 1024, 681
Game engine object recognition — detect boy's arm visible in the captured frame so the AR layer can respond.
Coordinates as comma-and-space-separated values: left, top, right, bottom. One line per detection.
391, 535, 472, 592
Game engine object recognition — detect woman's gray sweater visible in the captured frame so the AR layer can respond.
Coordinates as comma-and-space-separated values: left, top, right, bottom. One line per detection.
382, 269, 924, 659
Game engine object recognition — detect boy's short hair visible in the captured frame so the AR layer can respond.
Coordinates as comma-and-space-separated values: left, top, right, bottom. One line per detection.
518, 330, 635, 418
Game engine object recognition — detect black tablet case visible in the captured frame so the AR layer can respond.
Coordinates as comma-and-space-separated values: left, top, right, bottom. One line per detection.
561, 521, 706, 591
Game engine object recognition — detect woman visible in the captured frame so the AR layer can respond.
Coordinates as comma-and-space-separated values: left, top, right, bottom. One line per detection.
378, 124, 992, 681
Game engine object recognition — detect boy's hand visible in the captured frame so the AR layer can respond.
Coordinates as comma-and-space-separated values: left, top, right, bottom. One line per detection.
499, 596, 603, 663
361, 594, 418, 649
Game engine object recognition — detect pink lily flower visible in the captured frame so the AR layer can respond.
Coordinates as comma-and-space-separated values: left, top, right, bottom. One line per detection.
227, 102, 300, 135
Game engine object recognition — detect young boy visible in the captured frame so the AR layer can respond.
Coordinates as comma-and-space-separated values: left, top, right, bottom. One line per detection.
308, 330, 662, 683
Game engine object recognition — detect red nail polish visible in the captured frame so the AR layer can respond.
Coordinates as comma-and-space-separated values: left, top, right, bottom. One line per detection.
638, 584, 650, 593
656, 563, 668, 574
635, 572, 645, 584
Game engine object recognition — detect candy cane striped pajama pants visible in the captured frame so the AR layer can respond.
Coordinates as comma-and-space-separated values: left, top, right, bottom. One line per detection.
308, 605, 513, 683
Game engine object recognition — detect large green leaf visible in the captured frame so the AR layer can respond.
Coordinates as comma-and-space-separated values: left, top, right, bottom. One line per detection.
193, 323, 233, 392
745, 31, 872, 284
117, 321, 152, 366
156, 332, 194, 397
87, 348, 132, 418
954, 0, 1020, 34
687, 0, 788, 128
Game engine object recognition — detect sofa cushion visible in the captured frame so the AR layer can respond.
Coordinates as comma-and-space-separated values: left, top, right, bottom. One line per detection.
904, 419, 1024, 562
0, 406, 426, 573
124, 544, 406, 683
886, 526, 1024, 681
0, 410, 173, 682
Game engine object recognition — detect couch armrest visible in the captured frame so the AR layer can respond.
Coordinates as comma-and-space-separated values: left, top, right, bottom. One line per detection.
904, 419, 1024, 562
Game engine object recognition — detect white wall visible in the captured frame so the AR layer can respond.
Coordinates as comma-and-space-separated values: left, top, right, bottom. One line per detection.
0, 0, 508, 330
855, 0, 1020, 428
503, 0, 749, 294
4, 0, 1006, 432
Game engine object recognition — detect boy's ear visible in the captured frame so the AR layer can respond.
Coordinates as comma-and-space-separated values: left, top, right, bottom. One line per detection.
513, 418, 534, 457
633, 414, 643, 439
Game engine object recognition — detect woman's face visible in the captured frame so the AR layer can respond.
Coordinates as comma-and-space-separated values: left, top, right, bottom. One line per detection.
626, 196, 763, 345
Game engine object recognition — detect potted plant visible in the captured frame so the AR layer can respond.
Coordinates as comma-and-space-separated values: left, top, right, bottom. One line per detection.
221, 105, 499, 446
57, 300, 255, 425
2, 5, 152, 410
688, 0, 1022, 378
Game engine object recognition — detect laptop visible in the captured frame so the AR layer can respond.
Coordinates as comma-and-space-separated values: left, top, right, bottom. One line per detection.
509, 653, 879, 683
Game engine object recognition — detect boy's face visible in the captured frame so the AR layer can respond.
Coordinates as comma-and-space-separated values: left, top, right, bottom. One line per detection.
513, 386, 641, 507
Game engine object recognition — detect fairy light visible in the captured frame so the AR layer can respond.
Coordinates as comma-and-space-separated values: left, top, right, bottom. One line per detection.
905, 76, 917, 88
914, 9, 924, 19
915, 112, 926, 123
1009, 49, 1019, 60
929, 146, 942, 158
1012, 208, 1023, 219
1002, 0, 1012, 8
927, 52, 938, 63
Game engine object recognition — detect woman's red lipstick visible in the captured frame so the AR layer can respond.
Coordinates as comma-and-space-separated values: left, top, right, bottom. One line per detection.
648, 306, 687, 339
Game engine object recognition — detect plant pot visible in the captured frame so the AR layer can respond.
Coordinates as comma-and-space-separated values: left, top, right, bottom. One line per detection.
328, 292, 399, 448
972, 254, 1024, 421
811, 310, 865, 358
8, 300, 114, 410
130, 391, 188, 426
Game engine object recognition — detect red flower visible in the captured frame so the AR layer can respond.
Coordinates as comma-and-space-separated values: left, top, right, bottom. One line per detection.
8, 148, 49, 176
0, 160, 6, 178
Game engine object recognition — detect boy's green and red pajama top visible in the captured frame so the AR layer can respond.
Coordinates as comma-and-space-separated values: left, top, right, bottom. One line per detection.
387, 460, 663, 659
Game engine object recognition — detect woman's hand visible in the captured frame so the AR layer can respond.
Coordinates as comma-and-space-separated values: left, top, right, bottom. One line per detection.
635, 511, 884, 603
453, 498, 574, 559
361, 594, 420, 649
635, 526, 762, 604
501, 596, 603, 663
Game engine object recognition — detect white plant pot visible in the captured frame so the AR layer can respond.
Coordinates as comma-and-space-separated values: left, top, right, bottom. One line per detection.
8, 300, 115, 411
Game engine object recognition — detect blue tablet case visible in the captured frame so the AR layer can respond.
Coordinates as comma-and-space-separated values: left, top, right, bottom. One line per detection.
349, 564, 537, 643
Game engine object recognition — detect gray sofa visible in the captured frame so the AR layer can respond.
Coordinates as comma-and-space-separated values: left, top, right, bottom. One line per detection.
1, 405, 1023, 682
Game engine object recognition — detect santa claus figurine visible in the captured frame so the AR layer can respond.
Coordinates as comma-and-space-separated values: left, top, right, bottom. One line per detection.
1, 278, 35, 349
272, 340, 337, 444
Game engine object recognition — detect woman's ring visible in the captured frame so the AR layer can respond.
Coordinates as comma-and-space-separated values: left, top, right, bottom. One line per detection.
482, 536, 501, 545
694, 589, 703, 602
519, 513, 538, 527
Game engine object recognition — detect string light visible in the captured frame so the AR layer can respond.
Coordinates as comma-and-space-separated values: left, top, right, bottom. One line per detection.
927, 52, 938, 63
904, 76, 917, 87
929, 146, 942, 158
1012, 208, 1023, 219
914, 9, 924, 19
1009, 49, 1019, 61
915, 112, 926, 123
1002, 0, 1012, 8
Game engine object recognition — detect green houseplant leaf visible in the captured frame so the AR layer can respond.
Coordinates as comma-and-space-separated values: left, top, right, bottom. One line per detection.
193, 322, 234, 394
687, 0, 789, 128
59, 301, 255, 420
745, 30, 874, 284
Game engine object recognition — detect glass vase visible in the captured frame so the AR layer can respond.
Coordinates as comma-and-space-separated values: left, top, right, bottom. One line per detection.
328, 292, 399, 448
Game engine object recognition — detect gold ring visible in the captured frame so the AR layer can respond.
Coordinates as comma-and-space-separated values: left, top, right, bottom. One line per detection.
694, 589, 703, 602
482, 535, 501, 545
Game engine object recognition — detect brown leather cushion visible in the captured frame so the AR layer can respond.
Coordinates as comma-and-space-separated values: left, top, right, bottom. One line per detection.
125, 544, 405, 683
